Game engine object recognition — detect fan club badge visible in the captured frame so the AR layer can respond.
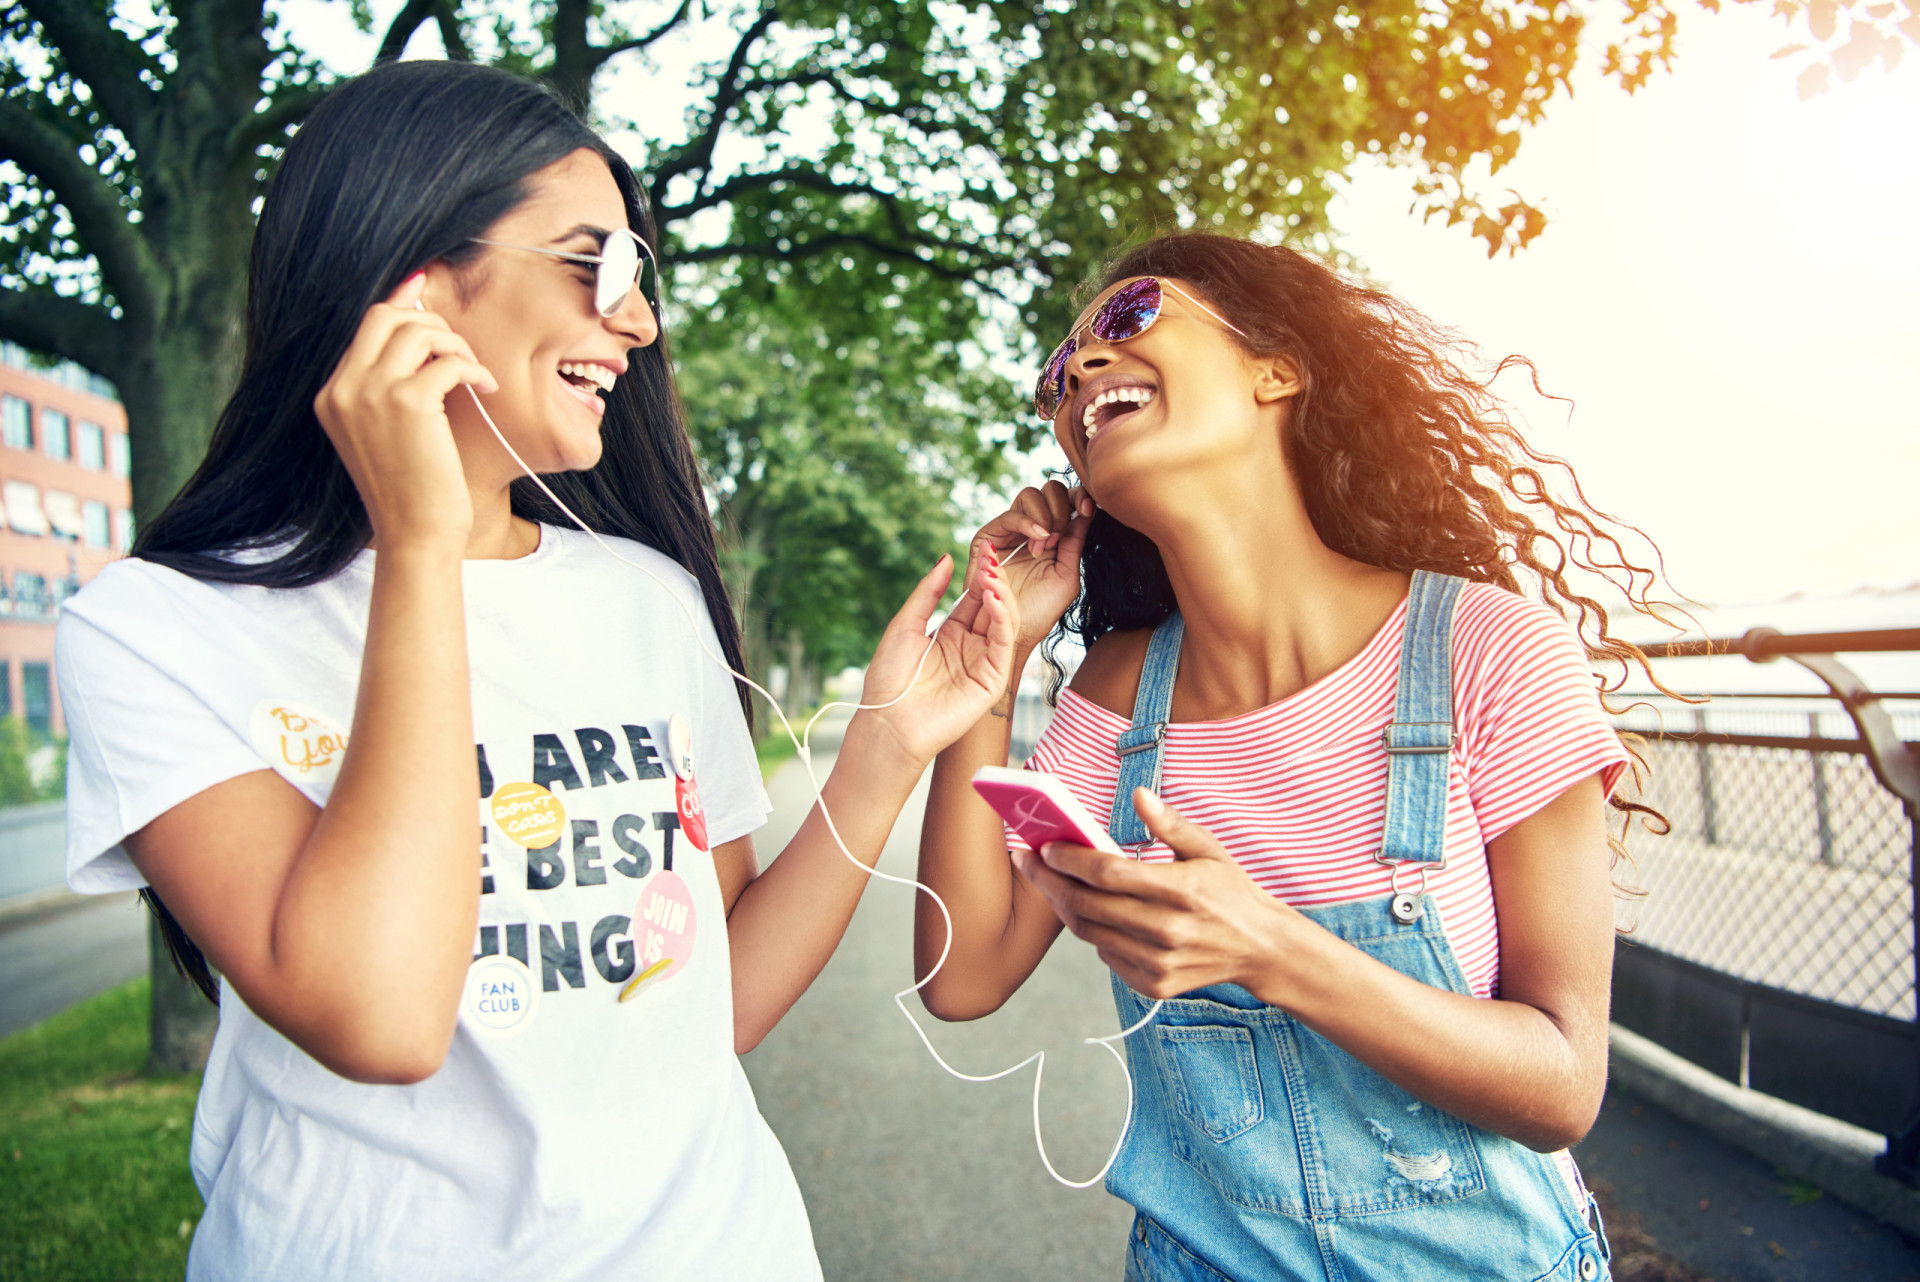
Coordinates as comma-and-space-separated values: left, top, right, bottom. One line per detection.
464, 955, 538, 1036
621, 713, 706, 1003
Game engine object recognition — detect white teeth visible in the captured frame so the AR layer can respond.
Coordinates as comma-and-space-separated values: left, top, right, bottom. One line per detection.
558, 361, 616, 392
1081, 385, 1156, 437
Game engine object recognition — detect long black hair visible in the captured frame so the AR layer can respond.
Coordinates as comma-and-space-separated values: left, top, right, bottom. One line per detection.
135, 60, 751, 1002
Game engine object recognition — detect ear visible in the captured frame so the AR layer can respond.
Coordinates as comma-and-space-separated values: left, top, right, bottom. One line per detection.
1252, 355, 1304, 405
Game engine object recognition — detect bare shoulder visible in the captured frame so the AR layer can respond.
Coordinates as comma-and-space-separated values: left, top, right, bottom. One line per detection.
1067, 628, 1155, 719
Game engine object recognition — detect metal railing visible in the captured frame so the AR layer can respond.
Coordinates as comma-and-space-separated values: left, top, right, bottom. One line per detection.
1607, 627, 1920, 1182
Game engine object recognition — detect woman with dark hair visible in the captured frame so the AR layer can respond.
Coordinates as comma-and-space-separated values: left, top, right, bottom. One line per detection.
917, 234, 1667, 1278
56, 60, 1011, 1280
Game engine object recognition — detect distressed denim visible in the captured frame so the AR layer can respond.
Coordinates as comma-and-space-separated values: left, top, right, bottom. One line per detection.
1108, 897, 1609, 1281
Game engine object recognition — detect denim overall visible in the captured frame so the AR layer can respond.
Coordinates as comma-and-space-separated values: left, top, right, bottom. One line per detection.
1105, 571, 1611, 1281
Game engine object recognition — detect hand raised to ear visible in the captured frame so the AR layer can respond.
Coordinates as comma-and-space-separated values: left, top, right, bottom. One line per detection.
857, 554, 1017, 772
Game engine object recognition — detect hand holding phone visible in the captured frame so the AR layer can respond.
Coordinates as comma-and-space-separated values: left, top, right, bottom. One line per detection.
971, 765, 1128, 858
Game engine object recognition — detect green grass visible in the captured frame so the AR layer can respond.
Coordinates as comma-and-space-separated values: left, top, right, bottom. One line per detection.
1, 979, 203, 1281
754, 703, 823, 780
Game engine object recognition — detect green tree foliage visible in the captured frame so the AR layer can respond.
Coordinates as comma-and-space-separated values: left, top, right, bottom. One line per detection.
6, 0, 1909, 1062
0, 715, 65, 805
674, 251, 1013, 687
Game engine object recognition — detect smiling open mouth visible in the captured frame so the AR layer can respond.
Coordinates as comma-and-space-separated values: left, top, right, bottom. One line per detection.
558, 361, 615, 397
1083, 386, 1156, 445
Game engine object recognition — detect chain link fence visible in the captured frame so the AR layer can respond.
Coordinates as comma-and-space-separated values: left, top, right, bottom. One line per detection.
1611, 703, 1920, 1022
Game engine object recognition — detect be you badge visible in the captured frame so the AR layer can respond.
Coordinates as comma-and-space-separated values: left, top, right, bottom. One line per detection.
620, 713, 707, 1003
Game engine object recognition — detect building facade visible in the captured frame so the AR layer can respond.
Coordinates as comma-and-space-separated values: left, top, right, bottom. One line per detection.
0, 343, 132, 737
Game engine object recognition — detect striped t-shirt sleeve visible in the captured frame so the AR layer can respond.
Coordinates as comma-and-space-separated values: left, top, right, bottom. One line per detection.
1451, 587, 1631, 844
1012, 698, 1125, 852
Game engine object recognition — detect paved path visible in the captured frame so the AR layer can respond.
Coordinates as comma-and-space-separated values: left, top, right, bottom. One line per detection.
0, 891, 146, 1039
0, 800, 67, 901
1579, 1084, 1920, 1280
742, 717, 1133, 1281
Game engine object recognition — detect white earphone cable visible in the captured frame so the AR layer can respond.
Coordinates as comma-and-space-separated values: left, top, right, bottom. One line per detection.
465, 383, 1162, 1187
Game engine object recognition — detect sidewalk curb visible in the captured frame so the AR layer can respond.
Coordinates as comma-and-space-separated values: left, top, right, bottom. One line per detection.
0, 886, 133, 927
1608, 1023, 1920, 1238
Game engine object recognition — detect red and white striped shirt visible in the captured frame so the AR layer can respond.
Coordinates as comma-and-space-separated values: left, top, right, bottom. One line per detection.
1015, 582, 1630, 999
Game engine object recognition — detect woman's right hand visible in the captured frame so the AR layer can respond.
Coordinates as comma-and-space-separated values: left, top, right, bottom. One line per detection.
966, 480, 1094, 655
313, 271, 497, 548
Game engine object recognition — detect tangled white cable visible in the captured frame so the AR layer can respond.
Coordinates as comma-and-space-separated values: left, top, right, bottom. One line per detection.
466, 383, 1162, 1188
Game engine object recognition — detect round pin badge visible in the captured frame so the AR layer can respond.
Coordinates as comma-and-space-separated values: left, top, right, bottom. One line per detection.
665, 712, 709, 852
665, 712, 695, 782
622, 869, 699, 1002
463, 954, 538, 1036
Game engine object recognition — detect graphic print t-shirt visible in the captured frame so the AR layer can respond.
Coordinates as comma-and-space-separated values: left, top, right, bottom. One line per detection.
57, 527, 815, 1282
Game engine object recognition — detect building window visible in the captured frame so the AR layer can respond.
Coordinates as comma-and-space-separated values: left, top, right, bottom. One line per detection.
78, 420, 105, 471
22, 662, 51, 737
0, 661, 11, 719
2, 395, 31, 451
43, 408, 70, 460
3, 481, 47, 536
113, 508, 135, 552
12, 572, 50, 620
44, 490, 84, 540
107, 431, 130, 478
83, 499, 111, 548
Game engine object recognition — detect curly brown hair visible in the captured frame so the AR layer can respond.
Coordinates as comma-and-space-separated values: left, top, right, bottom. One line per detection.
1043, 232, 1676, 865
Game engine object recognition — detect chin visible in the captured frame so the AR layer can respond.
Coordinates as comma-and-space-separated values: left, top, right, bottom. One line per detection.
553, 433, 605, 474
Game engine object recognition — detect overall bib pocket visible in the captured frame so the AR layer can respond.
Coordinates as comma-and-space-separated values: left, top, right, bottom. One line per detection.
1156, 1024, 1263, 1142
1145, 926, 1491, 1219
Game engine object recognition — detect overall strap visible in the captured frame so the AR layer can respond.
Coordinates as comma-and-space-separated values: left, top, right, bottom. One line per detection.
1377, 570, 1467, 921
1110, 612, 1185, 848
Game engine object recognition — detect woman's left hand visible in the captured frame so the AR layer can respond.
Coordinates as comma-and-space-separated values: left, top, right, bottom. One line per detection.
1013, 788, 1296, 999
858, 554, 1017, 770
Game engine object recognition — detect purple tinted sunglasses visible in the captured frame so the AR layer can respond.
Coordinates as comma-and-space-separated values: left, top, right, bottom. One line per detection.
1033, 277, 1248, 419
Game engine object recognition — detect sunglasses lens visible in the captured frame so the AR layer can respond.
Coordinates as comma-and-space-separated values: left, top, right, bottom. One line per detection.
596, 231, 641, 317
1034, 338, 1076, 418
1090, 277, 1161, 342
637, 251, 659, 308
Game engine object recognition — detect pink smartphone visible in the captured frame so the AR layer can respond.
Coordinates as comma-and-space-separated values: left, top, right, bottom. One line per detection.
971, 765, 1127, 857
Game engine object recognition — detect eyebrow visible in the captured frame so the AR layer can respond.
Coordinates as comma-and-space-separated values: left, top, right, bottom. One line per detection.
548, 223, 609, 247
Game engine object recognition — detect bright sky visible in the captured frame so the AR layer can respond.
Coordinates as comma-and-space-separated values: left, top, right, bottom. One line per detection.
279, 1, 1918, 613
1325, 3, 1920, 609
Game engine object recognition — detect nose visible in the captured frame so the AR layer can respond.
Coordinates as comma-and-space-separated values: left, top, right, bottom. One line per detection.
606, 286, 658, 349
1062, 344, 1117, 400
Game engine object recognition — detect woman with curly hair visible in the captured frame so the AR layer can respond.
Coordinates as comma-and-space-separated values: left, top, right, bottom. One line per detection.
916, 233, 1664, 1279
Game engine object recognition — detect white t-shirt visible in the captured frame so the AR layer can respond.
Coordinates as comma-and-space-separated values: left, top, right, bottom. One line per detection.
57, 525, 818, 1282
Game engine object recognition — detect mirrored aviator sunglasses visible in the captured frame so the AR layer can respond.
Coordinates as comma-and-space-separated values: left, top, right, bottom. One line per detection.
590, 228, 660, 318
1033, 277, 1163, 420
469, 228, 661, 318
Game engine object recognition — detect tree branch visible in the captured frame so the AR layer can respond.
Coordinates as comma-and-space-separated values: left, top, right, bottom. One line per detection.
734, 68, 996, 151
673, 233, 1007, 282
18, 0, 159, 147
376, 0, 469, 64
227, 80, 334, 159
590, 0, 694, 69
649, 6, 779, 207
0, 283, 125, 381
662, 166, 998, 266
0, 97, 159, 324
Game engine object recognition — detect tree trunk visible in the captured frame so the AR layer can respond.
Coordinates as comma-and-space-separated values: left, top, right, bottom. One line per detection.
144, 915, 218, 1075
123, 257, 248, 1075
783, 628, 811, 710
